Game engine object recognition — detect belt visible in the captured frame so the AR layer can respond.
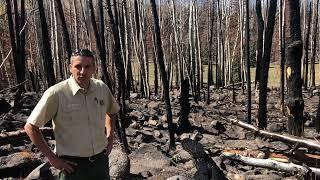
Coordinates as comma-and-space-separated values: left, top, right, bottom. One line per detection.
59, 149, 106, 163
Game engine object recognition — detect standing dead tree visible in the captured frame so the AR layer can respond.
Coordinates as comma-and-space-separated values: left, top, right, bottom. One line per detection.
87, 0, 112, 89
150, 0, 175, 149
255, 0, 264, 89
245, 0, 251, 124
37, 0, 56, 88
302, 2, 311, 90
257, 0, 277, 129
106, 0, 130, 153
284, 0, 304, 136
55, 0, 72, 62
279, 0, 285, 114
310, 0, 319, 89
5, 0, 27, 110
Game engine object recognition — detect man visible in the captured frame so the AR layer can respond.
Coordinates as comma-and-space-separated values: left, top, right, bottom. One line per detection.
25, 49, 119, 179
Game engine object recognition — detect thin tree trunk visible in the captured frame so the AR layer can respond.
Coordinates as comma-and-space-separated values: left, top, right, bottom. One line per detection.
245, 0, 251, 124
255, 0, 264, 89
106, 0, 130, 153
88, 0, 111, 89
280, 0, 286, 115
55, 0, 72, 62
207, 0, 215, 105
257, 0, 277, 129
303, 2, 312, 89
73, 0, 79, 49
310, 0, 318, 89
150, 0, 175, 149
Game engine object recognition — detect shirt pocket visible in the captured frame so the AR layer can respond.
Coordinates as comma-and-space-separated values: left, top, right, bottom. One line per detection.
64, 103, 82, 112
61, 103, 82, 124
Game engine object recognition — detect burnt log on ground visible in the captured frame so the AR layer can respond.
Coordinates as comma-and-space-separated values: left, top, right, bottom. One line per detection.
0, 127, 53, 146
225, 118, 320, 150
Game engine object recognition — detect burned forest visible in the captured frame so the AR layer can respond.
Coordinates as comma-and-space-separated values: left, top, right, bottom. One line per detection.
1, 0, 320, 179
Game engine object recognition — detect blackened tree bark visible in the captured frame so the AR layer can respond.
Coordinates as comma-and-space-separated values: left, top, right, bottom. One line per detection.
206, 0, 215, 105
279, 0, 285, 114
310, 0, 318, 89
255, 0, 264, 89
152, 32, 159, 96
55, 0, 72, 61
106, 0, 129, 153
88, 0, 111, 89
177, 78, 191, 134
150, 0, 175, 149
37, 0, 56, 87
285, 0, 304, 136
245, 0, 251, 124
257, 0, 277, 129
6, 0, 26, 110
316, 94, 320, 132
303, 2, 311, 90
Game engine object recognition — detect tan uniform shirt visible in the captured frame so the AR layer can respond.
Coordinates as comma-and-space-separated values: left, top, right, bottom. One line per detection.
27, 76, 120, 157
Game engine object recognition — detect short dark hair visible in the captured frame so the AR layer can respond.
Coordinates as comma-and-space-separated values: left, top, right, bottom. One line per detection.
71, 49, 94, 58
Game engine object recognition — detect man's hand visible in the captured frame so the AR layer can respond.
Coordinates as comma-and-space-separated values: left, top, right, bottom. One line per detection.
48, 155, 77, 174
24, 123, 77, 174
106, 136, 113, 155
105, 114, 116, 155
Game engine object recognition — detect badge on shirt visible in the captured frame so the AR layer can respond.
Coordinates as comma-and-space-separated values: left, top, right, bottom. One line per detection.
94, 97, 104, 106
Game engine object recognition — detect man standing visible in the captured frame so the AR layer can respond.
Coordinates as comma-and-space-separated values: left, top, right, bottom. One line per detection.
25, 49, 119, 179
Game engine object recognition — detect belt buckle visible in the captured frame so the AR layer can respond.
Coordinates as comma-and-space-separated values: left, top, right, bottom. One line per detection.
88, 156, 95, 162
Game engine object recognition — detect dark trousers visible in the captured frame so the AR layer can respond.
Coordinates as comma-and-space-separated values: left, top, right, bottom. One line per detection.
58, 151, 109, 180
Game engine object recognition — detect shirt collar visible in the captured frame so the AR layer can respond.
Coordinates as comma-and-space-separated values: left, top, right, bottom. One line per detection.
68, 76, 97, 96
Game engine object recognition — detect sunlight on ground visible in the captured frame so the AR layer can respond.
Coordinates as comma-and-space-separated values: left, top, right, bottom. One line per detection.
131, 62, 320, 88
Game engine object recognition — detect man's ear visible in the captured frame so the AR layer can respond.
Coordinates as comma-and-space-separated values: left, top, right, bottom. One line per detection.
69, 64, 72, 73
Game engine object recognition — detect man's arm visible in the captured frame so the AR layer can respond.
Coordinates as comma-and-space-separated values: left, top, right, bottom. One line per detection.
105, 114, 116, 154
24, 123, 76, 174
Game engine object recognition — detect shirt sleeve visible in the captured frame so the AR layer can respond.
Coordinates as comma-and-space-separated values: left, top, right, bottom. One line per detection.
104, 85, 120, 114
26, 87, 58, 127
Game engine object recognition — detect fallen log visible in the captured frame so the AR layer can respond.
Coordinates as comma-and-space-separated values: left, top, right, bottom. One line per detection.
0, 128, 53, 146
222, 152, 320, 177
223, 149, 320, 167
225, 118, 320, 150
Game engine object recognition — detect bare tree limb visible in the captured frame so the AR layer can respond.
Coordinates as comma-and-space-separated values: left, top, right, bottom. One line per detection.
224, 118, 320, 150
0, 8, 38, 69
0, 80, 28, 92
223, 152, 320, 176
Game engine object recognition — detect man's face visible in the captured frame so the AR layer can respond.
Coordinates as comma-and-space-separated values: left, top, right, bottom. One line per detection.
69, 56, 95, 88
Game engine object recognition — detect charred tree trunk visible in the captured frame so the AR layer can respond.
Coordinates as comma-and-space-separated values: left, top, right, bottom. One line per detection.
6, 0, 26, 110
280, 0, 286, 115
310, 0, 318, 89
316, 92, 320, 132
37, 0, 56, 87
255, 0, 264, 89
150, 0, 175, 149
206, 0, 215, 105
245, 0, 251, 124
88, 0, 111, 89
106, 0, 129, 153
285, 0, 304, 136
177, 78, 191, 134
303, 2, 311, 90
55, 0, 72, 61
257, 0, 277, 129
